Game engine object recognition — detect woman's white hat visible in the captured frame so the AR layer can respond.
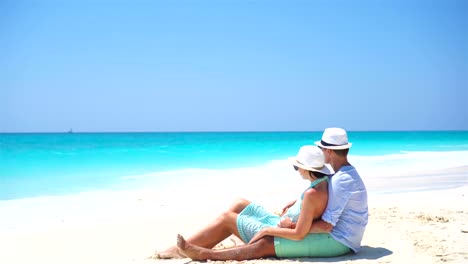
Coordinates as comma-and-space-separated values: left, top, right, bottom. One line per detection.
289, 145, 332, 174
315, 127, 352, 150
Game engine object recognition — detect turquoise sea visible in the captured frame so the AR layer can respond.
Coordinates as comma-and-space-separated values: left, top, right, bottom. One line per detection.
1, 131, 468, 200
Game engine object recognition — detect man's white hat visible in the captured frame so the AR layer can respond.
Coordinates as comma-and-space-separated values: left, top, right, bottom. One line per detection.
315, 127, 352, 150
289, 145, 332, 174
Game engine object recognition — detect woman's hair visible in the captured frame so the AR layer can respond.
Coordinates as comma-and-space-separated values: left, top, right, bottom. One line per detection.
309, 171, 327, 179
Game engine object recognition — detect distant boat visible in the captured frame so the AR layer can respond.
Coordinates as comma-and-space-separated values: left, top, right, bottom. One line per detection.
68, 128, 73, 133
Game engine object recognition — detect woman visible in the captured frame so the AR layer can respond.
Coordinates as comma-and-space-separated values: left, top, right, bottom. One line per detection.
157, 145, 348, 260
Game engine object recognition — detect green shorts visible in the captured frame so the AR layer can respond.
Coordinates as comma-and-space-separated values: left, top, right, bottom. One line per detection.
274, 233, 351, 258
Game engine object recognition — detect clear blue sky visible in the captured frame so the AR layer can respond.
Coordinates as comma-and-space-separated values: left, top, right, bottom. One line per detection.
1, 0, 467, 132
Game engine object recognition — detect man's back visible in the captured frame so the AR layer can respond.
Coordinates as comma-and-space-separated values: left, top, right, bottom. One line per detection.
321, 165, 368, 253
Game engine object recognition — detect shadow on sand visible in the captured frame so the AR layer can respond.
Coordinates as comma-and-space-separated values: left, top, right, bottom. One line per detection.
165, 246, 393, 263
295, 246, 393, 262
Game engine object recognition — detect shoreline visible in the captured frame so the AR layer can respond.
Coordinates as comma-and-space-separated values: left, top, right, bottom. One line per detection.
2, 164, 467, 202
362, 165, 468, 195
2, 148, 468, 201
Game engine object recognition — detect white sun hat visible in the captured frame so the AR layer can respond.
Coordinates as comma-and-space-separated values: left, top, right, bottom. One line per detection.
315, 127, 352, 150
289, 145, 332, 174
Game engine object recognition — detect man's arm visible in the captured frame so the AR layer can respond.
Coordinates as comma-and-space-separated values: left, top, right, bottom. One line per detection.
309, 219, 333, 233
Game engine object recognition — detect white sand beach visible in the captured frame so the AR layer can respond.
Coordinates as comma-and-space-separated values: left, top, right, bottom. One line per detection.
0, 166, 467, 264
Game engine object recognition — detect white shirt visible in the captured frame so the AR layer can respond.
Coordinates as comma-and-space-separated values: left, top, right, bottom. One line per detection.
322, 165, 368, 252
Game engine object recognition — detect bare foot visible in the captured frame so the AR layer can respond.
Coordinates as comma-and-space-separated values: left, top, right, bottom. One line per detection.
153, 246, 185, 259
177, 234, 209, 260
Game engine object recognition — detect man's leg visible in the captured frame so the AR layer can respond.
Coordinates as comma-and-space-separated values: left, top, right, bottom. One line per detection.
178, 234, 276, 261
156, 198, 250, 258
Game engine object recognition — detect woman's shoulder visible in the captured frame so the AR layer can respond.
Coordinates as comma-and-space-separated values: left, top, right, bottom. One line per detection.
303, 183, 328, 198
302, 185, 328, 213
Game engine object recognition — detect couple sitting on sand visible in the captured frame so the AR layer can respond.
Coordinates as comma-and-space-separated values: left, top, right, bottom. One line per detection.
156, 127, 368, 260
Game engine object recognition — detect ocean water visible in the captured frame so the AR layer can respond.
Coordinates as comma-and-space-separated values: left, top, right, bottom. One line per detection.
1, 131, 468, 200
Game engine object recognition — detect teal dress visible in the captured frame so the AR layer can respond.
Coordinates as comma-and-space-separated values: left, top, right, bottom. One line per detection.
236, 177, 328, 243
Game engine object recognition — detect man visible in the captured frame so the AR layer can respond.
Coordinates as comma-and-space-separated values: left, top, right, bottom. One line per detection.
311, 127, 368, 253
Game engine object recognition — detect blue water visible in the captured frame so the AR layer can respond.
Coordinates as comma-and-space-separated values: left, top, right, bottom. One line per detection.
1, 131, 468, 200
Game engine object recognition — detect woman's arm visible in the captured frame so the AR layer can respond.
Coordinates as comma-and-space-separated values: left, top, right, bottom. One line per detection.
280, 199, 297, 216
249, 189, 326, 243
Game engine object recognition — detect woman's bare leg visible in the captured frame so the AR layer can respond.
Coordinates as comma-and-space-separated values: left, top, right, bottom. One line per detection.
177, 234, 276, 261
156, 198, 251, 259
227, 198, 251, 214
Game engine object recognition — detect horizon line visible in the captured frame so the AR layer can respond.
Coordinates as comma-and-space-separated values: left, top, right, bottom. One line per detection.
1, 129, 467, 134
